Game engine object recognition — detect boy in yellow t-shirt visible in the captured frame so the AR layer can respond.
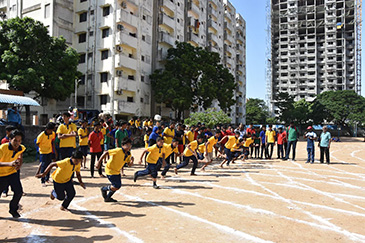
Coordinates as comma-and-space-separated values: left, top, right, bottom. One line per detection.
96, 138, 133, 202
265, 125, 276, 159
36, 122, 56, 186
201, 131, 220, 171
175, 135, 204, 176
219, 131, 240, 167
36, 150, 85, 211
158, 139, 180, 178
0, 130, 26, 218
136, 137, 165, 189
57, 112, 77, 159
77, 120, 89, 169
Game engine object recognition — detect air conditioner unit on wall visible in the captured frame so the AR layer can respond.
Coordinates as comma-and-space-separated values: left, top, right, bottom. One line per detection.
117, 24, 124, 31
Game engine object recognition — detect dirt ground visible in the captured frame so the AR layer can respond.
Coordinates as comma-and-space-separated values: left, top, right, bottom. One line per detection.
1, 139, 365, 243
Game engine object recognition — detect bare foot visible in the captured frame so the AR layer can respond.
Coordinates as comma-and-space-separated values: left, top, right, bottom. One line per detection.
99, 174, 106, 178
219, 164, 224, 168
42, 183, 47, 187
174, 168, 178, 175
190, 173, 197, 176
161, 175, 166, 179
200, 168, 205, 172
50, 192, 55, 200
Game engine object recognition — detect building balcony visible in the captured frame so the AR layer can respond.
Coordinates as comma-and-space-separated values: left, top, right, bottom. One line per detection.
116, 31, 138, 49
208, 6, 218, 18
159, 0, 175, 12
208, 32, 219, 45
207, 44, 219, 53
157, 48, 169, 61
118, 100, 138, 115
187, 31, 200, 46
224, 22, 232, 34
118, 9, 139, 27
114, 77, 137, 93
116, 54, 137, 70
159, 31, 175, 46
187, 1, 200, 16
208, 19, 218, 32
158, 13, 175, 30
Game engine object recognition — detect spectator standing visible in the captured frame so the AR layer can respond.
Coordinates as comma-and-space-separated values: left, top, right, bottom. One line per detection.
283, 122, 299, 161
319, 126, 331, 164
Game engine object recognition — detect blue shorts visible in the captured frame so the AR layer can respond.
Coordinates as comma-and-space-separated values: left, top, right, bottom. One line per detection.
107, 174, 122, 189
79, 146, 88, 157
59, 147, 75, 160
224, 147, 232, 161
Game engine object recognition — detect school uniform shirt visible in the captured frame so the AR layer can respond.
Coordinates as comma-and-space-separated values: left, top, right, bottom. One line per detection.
230, 143, 242, 152
143, 121, 148, 127
56, 123, 77, 148
183, 140, 198, 157
51, 158, 81, 184
225, 136, 237, 150
148, 121, 153, 127
244, 138, 254, 147
78, 127, 89, 146
88, 131, 103, 153
186, 131, 194, 143
161, 143, 178, 158
265, 130, 276, 143
105, 148, 131, 175
37, 131, 56, 154
129, 120, 134, 126
305, 131, 317, 148
0, 143, 26, 177
198, 143, 205, 153
135, 120, 141, 127
163, 128, 175, 144
100, 127, 106, 145
146, 144, 165, 164
206, 136, 218, 153
144, 134, 149, 148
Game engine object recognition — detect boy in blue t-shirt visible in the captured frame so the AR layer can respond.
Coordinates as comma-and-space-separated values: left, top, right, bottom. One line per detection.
259, 126, 267, 159
304, 126, 317, 164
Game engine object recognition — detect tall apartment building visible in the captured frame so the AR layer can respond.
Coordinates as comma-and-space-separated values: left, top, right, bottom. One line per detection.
0, 0, 246, 124
270, 0, 361, 114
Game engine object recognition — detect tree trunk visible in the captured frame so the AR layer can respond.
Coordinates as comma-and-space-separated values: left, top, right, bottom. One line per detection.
25, 105, 30, 125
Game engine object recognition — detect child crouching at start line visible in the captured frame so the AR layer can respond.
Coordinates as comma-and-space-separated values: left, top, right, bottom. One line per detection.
36, 150, 85, 211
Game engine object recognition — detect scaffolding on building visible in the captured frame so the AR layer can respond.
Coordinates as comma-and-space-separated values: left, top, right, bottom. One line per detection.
355, 0, 362, 95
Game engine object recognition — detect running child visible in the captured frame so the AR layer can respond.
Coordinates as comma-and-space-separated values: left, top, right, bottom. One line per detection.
219, 131, 240, 167
200, 130, 220, 171
158, 139, 180, 179
36, 150, 85, 211
231, 138, 245, 162
96, 138, 133, 202
135, 137, 165, 189
174, 135, 205, 176
88, 123, 104, 178
0, 130, 25, 218
36, 122, 56, 187
242, 135, 254, 160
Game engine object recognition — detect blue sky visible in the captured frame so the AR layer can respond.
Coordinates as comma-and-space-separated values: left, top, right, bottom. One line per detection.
232, 0, 365, 99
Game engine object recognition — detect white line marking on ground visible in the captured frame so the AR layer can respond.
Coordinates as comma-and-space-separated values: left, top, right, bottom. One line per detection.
119, 192, 272, 243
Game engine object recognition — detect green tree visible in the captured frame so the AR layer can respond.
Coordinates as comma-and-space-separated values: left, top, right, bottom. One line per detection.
291, 99, 311, 125
0, 17, 80, 101
185, 108, 232, 128
312, 90, 365, 126
150, 42, 236, 119
273, 92, 295, 123
245, 98, 269, 124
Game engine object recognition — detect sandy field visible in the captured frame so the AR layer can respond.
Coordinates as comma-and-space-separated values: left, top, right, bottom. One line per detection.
1, 139, 365, 243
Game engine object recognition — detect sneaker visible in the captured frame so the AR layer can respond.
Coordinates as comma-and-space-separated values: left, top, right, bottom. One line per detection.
310, 161, 314, 164
153, 185, 160, 189
305, 161, 310, 164
9, 210, 20, 218
100, 188, 107, 199
104, 198, 117, 202
133, 172, 138, 182
190, 173, 197, 176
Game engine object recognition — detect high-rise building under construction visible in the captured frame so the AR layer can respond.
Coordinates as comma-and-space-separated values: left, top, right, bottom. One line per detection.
270, 0, 362, 113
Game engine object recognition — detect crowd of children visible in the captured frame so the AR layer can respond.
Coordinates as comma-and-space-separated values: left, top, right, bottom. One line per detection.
0, 115, 333, 218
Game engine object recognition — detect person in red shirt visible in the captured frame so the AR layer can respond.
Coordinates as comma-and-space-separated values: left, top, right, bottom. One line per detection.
282, 126, 288, 156
276, 127, 286, 159
246, 123, 255, 137
1, 125, 16, 144
88, 123, 104, 178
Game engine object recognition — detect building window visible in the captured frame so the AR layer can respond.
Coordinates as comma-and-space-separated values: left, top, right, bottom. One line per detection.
79, 75, 85, 85
79, 53, 86, 63
100, 95, 108, 105
90, 10, 94, 15
79, 12, 87, 22
78, 33, 86, 43
142, 35, 146, 41
103, 6, 110, 16
128, 75, 135, 80
102, 28, 110, 38
127, 96, 134, 103
142, 15, 146, 20
88, 52, 93, 59
101, 50, 109, 60
44, 4, 50, 18
140, 97, 144, 103
141, 55, 145, 62
100, 72, 108, 83
80, 0, 87, 2
141, 75, 145, 82
77, 96, 85, 107
89, 31, 94, 36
